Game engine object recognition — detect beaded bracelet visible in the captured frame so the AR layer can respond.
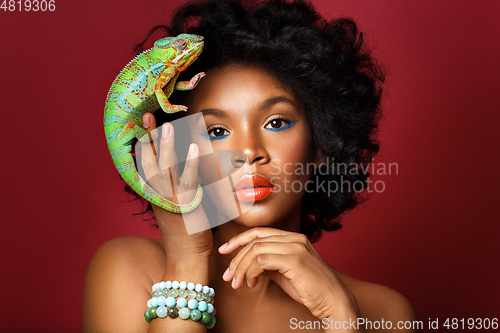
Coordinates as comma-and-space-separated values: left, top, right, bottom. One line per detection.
145, 281, 216, 329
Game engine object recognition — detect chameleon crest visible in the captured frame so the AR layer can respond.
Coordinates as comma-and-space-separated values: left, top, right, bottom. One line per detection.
103, 34, 205, 213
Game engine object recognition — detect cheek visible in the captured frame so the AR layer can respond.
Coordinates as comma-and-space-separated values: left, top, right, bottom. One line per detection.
274, 128, 314, 167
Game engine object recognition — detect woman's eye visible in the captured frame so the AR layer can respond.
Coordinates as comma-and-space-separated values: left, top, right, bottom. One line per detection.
269, 119, 284, 128
207, 127, 229, 140
264, 118, 298, 132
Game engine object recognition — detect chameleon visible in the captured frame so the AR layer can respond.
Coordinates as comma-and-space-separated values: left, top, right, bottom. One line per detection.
103, 34, 205, 214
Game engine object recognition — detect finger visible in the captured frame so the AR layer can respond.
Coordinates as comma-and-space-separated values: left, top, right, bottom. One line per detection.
224, 234, 308, 282
177, 143, 200, 205
246, 253, 291, 289
140, 113, 160, 186
157, 122, 178, 198
229, 241, 306, 289
218, 227, 297, 254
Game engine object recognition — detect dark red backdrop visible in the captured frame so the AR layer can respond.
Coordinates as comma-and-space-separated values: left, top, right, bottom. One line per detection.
1, 0, 499, 332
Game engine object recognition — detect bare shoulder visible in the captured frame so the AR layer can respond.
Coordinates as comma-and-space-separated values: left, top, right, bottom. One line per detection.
334, 268, 421, 332
83, 236, 164, 332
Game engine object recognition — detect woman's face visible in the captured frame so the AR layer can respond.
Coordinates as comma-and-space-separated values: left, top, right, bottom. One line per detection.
187, 64, 318, 230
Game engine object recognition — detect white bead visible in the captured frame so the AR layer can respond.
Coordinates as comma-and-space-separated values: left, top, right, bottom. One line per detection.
147, 299, 152, 308
179, 281, 187, 290
159, 282, 166, 290
209, 288, 215, 296
152, 283, 159, 292
150, 297, 158, 307
195, 284, 202, 292
202, 286, 210, 294
187, 282, 195, 291
172, 281, 180, 289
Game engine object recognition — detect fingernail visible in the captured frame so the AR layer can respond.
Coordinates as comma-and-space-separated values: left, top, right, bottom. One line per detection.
144, 117, 150, 129
162, 123, 170, 138
218, 243, 227, 252
188, 143, 198, 156
222, 268, 229, 280
247, 279, 251, 288
231, 276, 236, 288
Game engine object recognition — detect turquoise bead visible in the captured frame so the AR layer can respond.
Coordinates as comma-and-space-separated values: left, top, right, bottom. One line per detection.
190, 309, 202, 321
205, 315, 216, 329
166, 296, 176, 307
177, 297, 188, 308
167, 306, 179, 318
203, 286, 210, 294
150, 297, 158, 307
195, 284, 203, 292
198, 301, 208, 312
144, 309, 152, 323
188, 299, 199, 309
187, 282, 195, 291
165, 281, 172, 289
187, 291, 197, 299
200, 311, 211, 324
179, 281, 187, 290
179, 308, 190, 319
207, 303, 214, 314
172, 281, 180, 289
159, 281, 166, 290
148, 306, 158, 319
157, 306, 168, 318
158, 296, 167, 307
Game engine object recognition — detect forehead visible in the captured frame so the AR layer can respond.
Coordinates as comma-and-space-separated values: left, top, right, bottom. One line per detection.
188, 64, 301, 114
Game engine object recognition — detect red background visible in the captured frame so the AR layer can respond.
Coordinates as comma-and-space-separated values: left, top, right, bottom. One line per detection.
1, 0, 499, 332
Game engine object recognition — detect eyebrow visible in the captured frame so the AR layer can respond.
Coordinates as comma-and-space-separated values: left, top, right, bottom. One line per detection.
200, 96, 297, 118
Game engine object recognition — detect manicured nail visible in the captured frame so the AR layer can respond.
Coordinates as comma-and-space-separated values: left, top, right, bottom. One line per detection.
144, 116, 150, 129
162, 123, 170, 138
218, 243, 227, 252
188, 143, 198, 156
247, 279, 251, 288
222, 268, 229, 280
231, 276, 236, 288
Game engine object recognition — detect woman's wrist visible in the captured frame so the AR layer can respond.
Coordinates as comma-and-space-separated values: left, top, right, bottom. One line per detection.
161, 257, 211, 285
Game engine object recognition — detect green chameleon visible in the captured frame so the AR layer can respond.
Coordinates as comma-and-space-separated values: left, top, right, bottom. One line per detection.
103, 34, 205, 213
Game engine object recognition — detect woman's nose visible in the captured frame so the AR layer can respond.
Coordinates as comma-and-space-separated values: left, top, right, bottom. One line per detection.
230, 133, 270, 167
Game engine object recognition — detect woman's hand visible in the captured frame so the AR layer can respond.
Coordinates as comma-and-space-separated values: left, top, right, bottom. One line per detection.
140, 112, 213, 276
218, 227, 361, 321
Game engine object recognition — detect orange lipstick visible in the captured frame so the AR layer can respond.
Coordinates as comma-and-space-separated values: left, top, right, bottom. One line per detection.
234, 175, 274, 202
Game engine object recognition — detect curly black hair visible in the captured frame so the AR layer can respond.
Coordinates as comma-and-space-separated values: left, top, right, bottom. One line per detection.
123, 0, 385, 243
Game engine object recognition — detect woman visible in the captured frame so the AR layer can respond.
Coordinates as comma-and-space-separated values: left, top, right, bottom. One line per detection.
83, 0, 419, 331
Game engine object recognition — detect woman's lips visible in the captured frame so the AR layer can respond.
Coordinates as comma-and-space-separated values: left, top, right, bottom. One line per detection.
234, 175, 274, 202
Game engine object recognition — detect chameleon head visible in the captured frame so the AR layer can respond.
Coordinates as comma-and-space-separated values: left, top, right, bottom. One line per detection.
154, 34, 204, 71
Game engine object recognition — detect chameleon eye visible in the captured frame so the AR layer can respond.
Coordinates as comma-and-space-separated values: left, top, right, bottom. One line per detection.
175, 38, 187, 51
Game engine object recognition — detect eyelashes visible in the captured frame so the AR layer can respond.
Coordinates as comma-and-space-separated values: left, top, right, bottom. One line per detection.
198, 126, 229, 141
197, 117, 299, 141
265, 117, 298, 132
